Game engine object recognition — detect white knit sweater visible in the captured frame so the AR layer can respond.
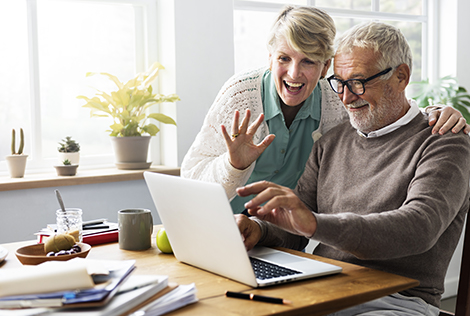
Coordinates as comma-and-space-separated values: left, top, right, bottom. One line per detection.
181, 68, 349, 200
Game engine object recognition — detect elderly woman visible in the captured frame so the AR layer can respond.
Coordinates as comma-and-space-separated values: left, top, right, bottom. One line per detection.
181, 6, 467, 214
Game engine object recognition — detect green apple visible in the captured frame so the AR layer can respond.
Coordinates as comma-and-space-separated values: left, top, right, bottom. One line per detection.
156, 228, 173, 254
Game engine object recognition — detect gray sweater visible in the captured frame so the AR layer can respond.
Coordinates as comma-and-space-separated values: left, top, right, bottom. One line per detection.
255, 113, 470, 307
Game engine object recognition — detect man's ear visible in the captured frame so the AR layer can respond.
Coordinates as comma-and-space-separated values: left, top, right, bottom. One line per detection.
321, 59, 332, 78
395, 63, 410, 92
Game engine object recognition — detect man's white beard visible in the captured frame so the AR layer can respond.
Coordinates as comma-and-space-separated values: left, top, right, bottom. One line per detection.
347, 86, 402, 134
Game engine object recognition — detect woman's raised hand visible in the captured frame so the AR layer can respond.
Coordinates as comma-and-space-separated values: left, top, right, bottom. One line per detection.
221, 110, 275, 170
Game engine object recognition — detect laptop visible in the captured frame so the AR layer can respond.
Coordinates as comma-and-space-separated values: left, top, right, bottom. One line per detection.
143, 172, 342, 287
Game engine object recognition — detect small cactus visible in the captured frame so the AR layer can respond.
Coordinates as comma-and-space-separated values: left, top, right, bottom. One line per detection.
11, 128, 24, 155
62, 159, 72, 165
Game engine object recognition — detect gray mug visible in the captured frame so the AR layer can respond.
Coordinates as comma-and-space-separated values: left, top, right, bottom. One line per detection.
118, 208, 153, 250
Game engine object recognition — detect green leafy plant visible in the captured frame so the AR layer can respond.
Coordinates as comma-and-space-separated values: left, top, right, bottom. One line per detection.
11, 128, 24, 155
58, 136, 80, 153
410, 75, 470, 122
77, 62, 180, 137
62, 159, 72, 165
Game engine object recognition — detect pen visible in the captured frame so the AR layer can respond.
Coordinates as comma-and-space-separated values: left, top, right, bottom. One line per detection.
225, 291, 291, 305
82, 218, 107, 227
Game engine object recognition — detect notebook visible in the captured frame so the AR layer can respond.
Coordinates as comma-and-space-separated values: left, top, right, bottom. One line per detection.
143, 172, 342, 287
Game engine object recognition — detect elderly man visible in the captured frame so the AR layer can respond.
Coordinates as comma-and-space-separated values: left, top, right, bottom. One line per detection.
236, 22, 470, 315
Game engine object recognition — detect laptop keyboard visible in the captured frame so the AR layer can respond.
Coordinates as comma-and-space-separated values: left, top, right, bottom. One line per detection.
250, 257, 302, 280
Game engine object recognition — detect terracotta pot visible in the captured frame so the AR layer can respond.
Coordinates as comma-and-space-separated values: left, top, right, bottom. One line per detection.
5, 155, 28, 178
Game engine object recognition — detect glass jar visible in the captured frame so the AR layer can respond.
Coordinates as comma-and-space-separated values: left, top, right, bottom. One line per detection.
56, 208, 83, 242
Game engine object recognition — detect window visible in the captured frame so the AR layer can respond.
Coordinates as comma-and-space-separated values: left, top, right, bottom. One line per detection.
233, 0, 429, 84
0, 0, 160, 175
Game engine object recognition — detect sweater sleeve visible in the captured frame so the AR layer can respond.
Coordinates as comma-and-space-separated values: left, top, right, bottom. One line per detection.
180, 69, 269, 200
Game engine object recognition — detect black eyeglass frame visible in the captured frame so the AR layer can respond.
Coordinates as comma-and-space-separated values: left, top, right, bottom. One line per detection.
327, 67, 393, 96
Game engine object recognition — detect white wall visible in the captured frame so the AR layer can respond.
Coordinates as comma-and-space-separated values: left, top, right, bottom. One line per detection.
156, 0, 234, 166
0, 180, 158, 243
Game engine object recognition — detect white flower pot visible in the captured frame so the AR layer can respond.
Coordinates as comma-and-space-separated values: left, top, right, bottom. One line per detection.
58, 152, 80, 165
5, 155, 28, 178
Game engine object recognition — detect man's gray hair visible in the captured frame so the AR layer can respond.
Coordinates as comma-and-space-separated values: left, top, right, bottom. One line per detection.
336, 22, 413, 77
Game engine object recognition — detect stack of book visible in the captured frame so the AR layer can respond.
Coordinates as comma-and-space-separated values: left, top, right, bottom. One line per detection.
36, 219, 119, 246
0, 259, 198, 316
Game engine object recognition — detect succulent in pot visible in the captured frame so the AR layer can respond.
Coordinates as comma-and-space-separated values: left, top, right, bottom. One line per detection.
57, 136, 80, 165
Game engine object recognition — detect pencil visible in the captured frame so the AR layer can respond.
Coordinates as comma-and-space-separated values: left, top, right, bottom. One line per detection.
225, 291, 292, 305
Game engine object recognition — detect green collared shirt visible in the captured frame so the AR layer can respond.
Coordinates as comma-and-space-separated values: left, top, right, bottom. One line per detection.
230, 70, 321, 213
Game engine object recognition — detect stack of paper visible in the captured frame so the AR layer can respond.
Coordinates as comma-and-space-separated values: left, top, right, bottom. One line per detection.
50, 275, 171, 316
129, 283, 198, 316
0, 274, 171, 316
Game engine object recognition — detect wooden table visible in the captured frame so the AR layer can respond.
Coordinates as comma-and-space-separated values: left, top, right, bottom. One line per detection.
0, 227, 419, 316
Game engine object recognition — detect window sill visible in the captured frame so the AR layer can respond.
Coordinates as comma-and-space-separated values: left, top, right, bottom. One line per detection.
0, 165, 180, 192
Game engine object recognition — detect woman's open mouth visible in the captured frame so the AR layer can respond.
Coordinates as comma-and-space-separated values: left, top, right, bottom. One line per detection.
284, 81, 305, 93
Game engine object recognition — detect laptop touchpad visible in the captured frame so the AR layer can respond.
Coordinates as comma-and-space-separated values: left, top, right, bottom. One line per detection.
256, 252, 303, 264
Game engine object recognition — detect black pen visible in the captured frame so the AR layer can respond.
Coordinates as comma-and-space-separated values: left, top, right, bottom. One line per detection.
225, 291, 292, 305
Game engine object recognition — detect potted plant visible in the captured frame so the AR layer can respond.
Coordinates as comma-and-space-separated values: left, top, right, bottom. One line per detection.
410, 75, 470, 122
5, 128, 28, 178
58, 136, 80, 165
54, 158, 79, 176
77, 62, 180, 169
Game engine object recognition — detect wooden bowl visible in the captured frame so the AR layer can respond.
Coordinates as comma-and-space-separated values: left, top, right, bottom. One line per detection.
15, 242, 91, 265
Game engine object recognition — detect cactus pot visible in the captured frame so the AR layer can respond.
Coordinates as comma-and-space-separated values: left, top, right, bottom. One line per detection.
110, 136, 152, 170
5, 155, 28, 178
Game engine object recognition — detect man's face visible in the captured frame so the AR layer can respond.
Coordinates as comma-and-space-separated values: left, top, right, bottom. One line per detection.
333, 47, 406, 133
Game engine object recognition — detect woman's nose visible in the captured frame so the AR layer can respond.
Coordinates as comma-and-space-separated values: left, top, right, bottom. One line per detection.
287, 62, 301, 79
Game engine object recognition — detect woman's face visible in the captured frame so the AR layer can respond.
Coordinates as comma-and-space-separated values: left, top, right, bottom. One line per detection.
270, 38, 330, 107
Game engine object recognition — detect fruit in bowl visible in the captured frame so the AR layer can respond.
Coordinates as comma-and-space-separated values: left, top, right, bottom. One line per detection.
16, 238, 91, 265
44, 233, 77, 255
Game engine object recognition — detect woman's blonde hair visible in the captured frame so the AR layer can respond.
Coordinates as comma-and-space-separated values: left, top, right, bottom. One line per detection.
267, 6, 336, 62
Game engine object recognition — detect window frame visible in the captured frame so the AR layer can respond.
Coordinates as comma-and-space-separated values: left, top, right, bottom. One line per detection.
1, 0, 162, 175
233, 0, 435, 81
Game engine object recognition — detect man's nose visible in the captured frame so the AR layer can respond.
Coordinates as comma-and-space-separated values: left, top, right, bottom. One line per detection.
340, 85, 360, 105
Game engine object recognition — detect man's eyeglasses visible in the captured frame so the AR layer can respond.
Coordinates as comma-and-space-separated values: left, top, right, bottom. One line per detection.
327, 67, 393, 96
